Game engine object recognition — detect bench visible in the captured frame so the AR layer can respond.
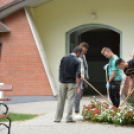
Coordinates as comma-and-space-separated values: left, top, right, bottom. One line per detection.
0, 85, 12, 134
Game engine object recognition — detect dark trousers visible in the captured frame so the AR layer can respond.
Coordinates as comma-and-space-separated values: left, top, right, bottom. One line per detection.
74, 80, 84, 113
74, 89, 84, 113
109, 81, 121, 108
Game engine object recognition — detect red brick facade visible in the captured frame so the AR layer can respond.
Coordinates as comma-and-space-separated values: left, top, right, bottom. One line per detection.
0, 9, 53, 96
0, 0, 14, 7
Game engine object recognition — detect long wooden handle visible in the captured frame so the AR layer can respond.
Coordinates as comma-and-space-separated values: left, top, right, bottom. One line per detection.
120, 88, 134, 107
82, 78, 112, 105
106, 69, 110, 101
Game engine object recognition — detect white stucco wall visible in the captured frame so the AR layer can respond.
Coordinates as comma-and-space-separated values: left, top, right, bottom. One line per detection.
31, 0, 134, 89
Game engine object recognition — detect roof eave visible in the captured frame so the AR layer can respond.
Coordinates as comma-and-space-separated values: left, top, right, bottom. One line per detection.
0, 0, 52, 20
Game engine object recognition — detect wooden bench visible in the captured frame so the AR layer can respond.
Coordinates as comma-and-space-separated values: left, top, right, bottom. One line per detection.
0, 85, 12, 134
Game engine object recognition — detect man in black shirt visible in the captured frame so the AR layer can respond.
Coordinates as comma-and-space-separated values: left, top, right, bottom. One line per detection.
55, 46, 83, 123
115, 58, 134, 96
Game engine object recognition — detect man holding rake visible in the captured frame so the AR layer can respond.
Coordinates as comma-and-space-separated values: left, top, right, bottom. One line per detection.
101, 47, 122, 108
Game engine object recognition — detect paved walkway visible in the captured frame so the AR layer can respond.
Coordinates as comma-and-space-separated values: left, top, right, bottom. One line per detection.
1, 96, 133, 134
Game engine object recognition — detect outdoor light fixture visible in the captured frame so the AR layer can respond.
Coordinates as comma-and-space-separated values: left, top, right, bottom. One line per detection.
91, 13, 96, 19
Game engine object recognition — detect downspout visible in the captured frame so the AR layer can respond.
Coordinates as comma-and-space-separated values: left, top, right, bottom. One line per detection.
24, 7, 57, 96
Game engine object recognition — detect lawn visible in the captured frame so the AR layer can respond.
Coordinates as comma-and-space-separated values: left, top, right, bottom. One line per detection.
0, 113, 38, 122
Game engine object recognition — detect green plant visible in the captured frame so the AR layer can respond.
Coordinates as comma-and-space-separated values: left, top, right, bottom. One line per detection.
127, 96, 134, 107
82, 97, 134, 125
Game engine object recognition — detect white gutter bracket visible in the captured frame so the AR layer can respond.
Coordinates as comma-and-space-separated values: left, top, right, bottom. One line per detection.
0, 21, 10, 32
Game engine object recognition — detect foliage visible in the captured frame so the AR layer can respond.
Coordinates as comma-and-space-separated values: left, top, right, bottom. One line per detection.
127, 96, 134, 108
82, 96, 134, 125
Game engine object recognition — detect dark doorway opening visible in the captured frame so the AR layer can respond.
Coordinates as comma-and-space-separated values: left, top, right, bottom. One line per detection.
69, 28, 120, 96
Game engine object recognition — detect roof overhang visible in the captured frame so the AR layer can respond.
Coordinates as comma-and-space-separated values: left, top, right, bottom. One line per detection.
28, 0, 52, 8
0, 21, 10, 32
0, 0, 52, 32
0, 0, 52, 20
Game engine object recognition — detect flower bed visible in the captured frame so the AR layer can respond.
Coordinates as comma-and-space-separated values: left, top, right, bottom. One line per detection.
82, 97, 134, 125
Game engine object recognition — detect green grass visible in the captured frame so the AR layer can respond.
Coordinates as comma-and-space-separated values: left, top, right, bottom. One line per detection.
0, 113, 38, 122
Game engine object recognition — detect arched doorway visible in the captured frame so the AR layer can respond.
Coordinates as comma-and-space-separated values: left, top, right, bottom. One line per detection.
66, 24, 122, 95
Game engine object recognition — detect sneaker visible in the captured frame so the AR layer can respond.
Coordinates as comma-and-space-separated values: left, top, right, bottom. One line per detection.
73, 114, 83, 121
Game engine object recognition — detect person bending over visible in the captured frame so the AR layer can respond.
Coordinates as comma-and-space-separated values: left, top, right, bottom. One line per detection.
115, 58, 134, 97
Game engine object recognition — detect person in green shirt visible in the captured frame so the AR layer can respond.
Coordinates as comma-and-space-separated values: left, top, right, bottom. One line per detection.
101, 47, 122, 108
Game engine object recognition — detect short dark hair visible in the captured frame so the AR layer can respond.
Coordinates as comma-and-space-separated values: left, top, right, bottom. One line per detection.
73, 46, 83, 53
80, 42, 89, 49
115, 58, 125, 66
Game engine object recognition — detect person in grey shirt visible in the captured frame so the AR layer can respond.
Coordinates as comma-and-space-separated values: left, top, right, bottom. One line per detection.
74, 42, 89, 120
54, 46, 83, 123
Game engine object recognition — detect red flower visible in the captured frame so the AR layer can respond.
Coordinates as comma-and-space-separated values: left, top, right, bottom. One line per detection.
98, 110, 101, 113
105, 107, 108, 109
89, 110, 92, 112
93, 114, 96, 116
95, 110, 98, 113
112, 106, 115, 109
129, 118, 131, 121
125, 114, 128, 115
123, 117, 125, 119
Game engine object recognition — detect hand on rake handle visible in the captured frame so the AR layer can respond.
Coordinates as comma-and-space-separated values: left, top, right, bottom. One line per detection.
103, 64, 109, 70
106, 83, 110, 89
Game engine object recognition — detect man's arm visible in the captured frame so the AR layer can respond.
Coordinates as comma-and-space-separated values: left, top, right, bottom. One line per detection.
127, 76, 133, 96
76, 61, 81, 94
108, 70, 116, 83
59, 58, 63, 82
76, 78, 81, 94
121, 76, 129, 96
121, 78, 127, 96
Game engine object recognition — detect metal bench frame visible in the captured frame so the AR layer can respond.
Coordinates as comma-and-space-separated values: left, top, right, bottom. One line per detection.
0, 102, 11, 134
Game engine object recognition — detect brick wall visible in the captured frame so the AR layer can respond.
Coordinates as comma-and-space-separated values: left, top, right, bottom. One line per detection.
0, 9, 53, 96
0, 0, 14, 7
